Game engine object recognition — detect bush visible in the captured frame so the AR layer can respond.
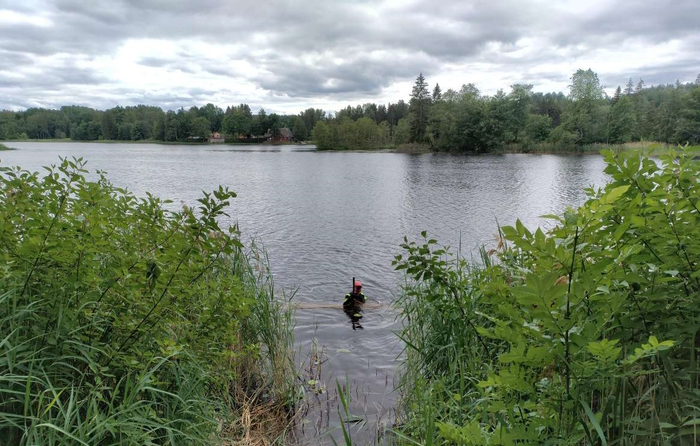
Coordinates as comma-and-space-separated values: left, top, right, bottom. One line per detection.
0, 158, 294, 444
394, 148, 700, 444
548, 125, 578, 147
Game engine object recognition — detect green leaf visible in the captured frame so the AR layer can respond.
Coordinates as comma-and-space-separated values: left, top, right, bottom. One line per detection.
601, 185, 630, 204
580, 398, 608, 446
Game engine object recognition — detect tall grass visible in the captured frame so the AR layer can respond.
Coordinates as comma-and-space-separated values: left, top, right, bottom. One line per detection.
0, 158, 296, 445
393, 148, 700, 444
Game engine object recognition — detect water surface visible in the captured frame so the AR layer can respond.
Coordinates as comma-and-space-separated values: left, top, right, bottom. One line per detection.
1, 142, 608, 444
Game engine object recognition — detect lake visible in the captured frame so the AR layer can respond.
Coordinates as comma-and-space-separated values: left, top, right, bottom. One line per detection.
0, 141, 608, 444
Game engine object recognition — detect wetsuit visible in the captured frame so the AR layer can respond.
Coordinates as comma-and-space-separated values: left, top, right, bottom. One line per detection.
343, 291, 366, 306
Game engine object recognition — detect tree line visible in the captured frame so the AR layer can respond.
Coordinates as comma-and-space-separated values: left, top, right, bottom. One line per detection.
2, 70, 699, 150
313, 70, 700, 151
0, 103, 326, 143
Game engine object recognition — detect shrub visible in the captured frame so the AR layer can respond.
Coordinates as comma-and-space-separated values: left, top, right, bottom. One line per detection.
0, 158, 294, 445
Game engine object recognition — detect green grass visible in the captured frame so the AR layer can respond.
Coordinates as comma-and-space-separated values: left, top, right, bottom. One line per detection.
0, 142, 14, 150
495, 141, 700, 155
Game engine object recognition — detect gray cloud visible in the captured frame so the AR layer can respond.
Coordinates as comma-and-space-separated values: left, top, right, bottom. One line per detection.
0, 0, 699, 111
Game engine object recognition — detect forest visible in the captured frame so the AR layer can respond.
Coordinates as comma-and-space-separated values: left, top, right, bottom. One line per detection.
0, 103, 325, 143
1, 70, 699, 152
313, 70, 700, 151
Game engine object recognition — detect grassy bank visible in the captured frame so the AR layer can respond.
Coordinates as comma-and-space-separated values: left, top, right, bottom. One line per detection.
0, 143, 14, 150
493, 140, 699, 155
314, 140, 697, 155
393, 148, 700, 444
0, 159, 297, 445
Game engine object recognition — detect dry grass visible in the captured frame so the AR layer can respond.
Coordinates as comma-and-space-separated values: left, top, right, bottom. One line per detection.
220, 394, 297, 446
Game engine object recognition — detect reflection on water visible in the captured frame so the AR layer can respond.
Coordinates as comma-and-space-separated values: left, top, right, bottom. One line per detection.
343, 303, 365, 330
1, 142, 609, 444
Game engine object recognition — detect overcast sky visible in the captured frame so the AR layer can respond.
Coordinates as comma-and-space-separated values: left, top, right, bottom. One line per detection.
1, 0, 699, 114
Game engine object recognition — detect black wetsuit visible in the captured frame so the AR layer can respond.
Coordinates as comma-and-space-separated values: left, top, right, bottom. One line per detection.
343, 292, 366, 306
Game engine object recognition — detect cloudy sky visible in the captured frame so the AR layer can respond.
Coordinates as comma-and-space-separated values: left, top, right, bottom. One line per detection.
1, 0, 699, 114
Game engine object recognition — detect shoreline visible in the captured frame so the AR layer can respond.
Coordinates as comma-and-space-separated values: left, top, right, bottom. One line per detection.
3, 140, 692, 156
2, 139, 309, 146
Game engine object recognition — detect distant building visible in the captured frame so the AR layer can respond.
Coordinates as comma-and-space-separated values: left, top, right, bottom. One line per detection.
263, 127, 294, 142
209, 131, 225, 143
279, 128, 294, 142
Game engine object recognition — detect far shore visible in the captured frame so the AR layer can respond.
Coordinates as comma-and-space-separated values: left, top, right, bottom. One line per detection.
3, 140, 691, 156
2, 138, 310, 146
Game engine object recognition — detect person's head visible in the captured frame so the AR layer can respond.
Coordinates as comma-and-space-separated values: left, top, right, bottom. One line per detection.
353, 280, 362, 293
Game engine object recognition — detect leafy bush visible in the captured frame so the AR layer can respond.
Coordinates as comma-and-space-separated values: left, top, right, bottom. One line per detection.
394, 148, 700, 444
0, 158, 294, 445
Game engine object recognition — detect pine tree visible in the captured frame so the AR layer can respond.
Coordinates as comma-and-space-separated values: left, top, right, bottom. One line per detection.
432, 83, 442, 102
695, 73, 700, 86
635, 78, 645, 94
625, 78, 634, 95
612, 86, 622, 105
409, 73, 430, 143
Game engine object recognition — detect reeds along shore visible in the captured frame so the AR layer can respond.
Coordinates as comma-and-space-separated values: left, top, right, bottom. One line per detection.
0, 158, 297, 445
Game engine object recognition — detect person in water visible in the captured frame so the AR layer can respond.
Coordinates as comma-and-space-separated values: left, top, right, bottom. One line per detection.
343, 280, 366, 330
344, 280, 366, 306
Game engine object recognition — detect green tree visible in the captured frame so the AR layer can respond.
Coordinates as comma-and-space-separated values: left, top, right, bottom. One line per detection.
409, 73, 431, 143
198, 103, 224, 131
130, 121, 146, 141
569, 69, 604, 102
118, 123, 133, 140
563, 69, 606, 143
611, 86, 622, 105
378, 121, 391, 145
356, 117, 378, 149
251, 109, 267, 136
164, 111, 178, 141
192, 117, 211, 139
525, 114, 553, 142
393, 118, 411, 145
153, 114, 165, 141
311, 121, 332, 149
101, 111, 117, 140
292, 116, 308, 141
607, 95, 637, 143
508, 84, 533, 142
432, 83, 442, 102
428, 99, 457, 149
676, 87, 700, 144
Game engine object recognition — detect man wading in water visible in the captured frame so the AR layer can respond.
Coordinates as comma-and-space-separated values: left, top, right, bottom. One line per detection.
344, 279, 366, 305
343, 279, 366, 330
